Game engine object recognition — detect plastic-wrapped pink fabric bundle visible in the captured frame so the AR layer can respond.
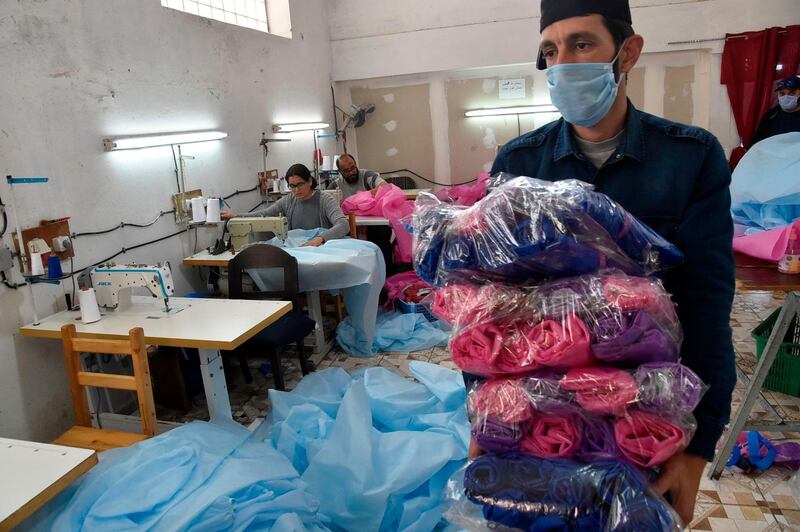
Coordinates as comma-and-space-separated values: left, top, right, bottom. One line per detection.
434, 173, 490, 207
430, 284, 480, 323
469, 378, 533, 425
520, 414, 581, 459
529, 315, 594, 369
614, 411, 692, 468
341, 184, 415, 263
445, 271, 682, 377
560, 367, 638, 416
452, 321, 543, 378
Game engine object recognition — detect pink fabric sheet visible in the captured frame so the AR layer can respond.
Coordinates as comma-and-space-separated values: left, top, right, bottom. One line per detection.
383, 271, 430, 310
733, 222, 799, 262
434, 173, 490, 207
560, 367, 638, 416
451, 321, 542, 377
529, 315, 594, 369
341, 184, 415, 263
614, 410, 686, 468
520, 414, 580, 459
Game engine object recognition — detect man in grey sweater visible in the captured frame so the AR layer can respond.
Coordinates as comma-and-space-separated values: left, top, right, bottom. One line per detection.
222, 164, 349, 247
326, 154, 387, 198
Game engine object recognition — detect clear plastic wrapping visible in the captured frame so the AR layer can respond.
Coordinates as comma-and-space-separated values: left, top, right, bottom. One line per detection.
443, 270, 682, 376
444, 452, 682, 531
413, 175, 684, 286
468, 365, 705, 467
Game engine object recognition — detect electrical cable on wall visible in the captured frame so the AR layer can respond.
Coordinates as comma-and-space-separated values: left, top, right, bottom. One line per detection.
72, 210, 176, 238
379, 168, 479, 187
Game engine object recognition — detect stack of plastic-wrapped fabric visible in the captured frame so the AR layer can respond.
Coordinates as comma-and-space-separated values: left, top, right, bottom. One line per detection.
413, 176, 699, 531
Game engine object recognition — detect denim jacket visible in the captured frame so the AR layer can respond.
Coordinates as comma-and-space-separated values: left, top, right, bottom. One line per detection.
492, 102, 736, 461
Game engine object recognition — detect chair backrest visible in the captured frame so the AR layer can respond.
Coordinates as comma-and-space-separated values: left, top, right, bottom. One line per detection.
60, 324, 157, 436
348, 212, 357, 238
228, 244, 301, 308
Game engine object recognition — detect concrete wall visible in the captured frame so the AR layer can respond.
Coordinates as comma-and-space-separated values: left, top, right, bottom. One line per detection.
0, 0, 335, 440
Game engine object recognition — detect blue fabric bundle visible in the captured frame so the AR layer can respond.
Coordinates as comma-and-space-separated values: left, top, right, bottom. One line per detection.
463, 452, 676, 532
22, 421, 331, 531
336, 311, 449, 356
413, 177, 683, 286
24, 363, 470, 532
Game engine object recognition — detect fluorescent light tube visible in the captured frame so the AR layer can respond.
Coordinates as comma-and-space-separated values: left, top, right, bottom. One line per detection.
103, 130, 228, 151
464, 105, 559, 118
272, 122, 330, 133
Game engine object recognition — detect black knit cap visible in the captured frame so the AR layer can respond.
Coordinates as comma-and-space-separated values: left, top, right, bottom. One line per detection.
537, 0, 632, 69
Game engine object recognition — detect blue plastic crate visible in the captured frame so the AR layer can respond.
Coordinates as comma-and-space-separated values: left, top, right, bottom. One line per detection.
397, 298, 435, 322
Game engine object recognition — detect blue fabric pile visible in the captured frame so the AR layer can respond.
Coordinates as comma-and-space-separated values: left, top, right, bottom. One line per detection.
336, 311, 449, 355
23, 362, 470, 532
731, 133, 800, 231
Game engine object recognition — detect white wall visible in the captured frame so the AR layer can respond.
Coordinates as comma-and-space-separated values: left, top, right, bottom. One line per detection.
330, 0, 800, 80
331, 0, 799, 177
0, 0, 335, 440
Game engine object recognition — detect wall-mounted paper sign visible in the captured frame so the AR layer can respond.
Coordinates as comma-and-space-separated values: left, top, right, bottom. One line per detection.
499, 78, 526, 99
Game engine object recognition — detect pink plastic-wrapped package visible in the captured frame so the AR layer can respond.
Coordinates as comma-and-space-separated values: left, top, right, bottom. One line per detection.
341, 183, 415, 262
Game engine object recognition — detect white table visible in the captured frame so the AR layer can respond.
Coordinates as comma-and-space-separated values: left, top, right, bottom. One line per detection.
183, 251, 332, 361
0, 438, 97, 529
20, 296, 290, 423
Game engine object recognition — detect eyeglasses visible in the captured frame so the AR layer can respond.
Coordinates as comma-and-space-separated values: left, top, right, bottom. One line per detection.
287, 182, 308, 190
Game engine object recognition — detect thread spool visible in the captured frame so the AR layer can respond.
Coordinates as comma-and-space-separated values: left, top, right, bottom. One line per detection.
29, 252, 44, 276
191, 197, 206, 223
206, 198, 221, 223
78, 287, 102, 323
47, 255, 63, 278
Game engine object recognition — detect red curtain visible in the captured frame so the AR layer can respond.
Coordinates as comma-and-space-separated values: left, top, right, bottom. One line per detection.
721, 25, 800, 154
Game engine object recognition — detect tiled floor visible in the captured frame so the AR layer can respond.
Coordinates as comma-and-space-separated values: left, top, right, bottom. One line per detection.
161, 289, 800, 532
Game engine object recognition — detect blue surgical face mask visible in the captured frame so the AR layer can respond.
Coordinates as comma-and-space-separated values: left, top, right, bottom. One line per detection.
779, 94, 799, 111
546, 47, 626, 128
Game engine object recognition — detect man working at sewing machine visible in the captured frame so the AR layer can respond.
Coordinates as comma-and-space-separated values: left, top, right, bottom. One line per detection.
221, 163, 349, 248
326, 154, 387, 198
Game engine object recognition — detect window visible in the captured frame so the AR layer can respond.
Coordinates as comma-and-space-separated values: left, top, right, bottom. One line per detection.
161, 0, 291, 38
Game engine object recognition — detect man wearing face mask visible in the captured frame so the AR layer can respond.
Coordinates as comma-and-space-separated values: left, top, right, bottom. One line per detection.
489, 0, 735, 524
750, 75, 800, 147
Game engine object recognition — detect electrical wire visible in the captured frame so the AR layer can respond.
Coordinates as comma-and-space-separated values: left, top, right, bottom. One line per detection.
379, 168, 478, 187
171, 145, 181, 193
223, 185, 258, 200
74, 228, 189, 275
248, 201, 267, 213
72, 210, 176, 238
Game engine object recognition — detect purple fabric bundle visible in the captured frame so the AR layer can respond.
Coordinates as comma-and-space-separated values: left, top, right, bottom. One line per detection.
472, 418, 523, 453
575, 416, 621, 463
591, 310, 679, 366
635, 362, 706, 416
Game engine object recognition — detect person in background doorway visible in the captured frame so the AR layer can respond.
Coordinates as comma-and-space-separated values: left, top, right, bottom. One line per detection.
327, 154, 387, 198
750, 75, 800, 147
221, 163, 349, 247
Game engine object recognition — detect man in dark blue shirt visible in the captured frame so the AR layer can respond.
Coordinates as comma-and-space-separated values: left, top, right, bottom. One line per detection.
750, 75, 800, 148
489, 0, 735, 523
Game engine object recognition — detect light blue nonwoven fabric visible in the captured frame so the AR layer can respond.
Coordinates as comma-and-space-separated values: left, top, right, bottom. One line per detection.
248, 229, 386, 357
24, 363, 470, 532
336, 311, 449, 356
257, 362, 470, 532
22, 422, 330, 532
731, 132, 800, 229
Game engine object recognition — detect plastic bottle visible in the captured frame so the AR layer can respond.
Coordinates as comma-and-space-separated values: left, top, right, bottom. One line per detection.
778, 227, 800, 274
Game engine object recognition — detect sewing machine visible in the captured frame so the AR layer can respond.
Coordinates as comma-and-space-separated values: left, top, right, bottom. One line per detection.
228, 216, 288, 252
90, 263, 175, 312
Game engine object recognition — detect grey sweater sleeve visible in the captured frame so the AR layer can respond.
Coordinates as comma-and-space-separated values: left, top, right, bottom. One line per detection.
319, 193, 350, 242
240, 196, 288, 218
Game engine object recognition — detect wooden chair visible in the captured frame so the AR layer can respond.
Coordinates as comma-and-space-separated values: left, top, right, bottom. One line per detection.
54, 324, 157, 451
348, 212, 358, 238
228, 244, 316, 390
